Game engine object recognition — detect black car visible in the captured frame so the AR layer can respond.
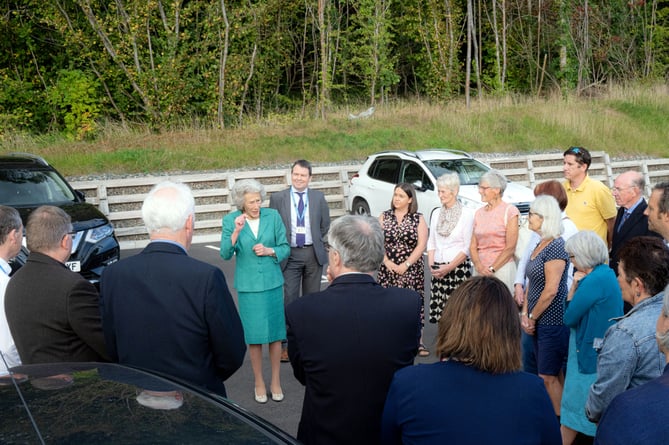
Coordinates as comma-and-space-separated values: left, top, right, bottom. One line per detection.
0, 362, 299, 444
0, 153, 119, 284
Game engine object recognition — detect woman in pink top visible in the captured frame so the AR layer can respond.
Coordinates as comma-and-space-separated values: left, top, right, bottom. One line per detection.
470, 170, 519, 293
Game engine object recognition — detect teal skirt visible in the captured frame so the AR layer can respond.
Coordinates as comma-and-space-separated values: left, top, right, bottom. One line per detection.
237, 286, 286, 344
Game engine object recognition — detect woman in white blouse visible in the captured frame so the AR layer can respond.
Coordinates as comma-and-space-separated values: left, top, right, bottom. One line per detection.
427, 172, 475, 323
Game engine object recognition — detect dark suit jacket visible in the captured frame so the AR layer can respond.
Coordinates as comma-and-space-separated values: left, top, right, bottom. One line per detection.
286, 273, 421, 445
269, 188, 330, 267
610, 199, 661, 274
5, 252, 109, 363
100, 241, 246, 396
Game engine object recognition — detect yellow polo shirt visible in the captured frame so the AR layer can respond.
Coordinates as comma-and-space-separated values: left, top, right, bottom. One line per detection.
563, 175, 617, 242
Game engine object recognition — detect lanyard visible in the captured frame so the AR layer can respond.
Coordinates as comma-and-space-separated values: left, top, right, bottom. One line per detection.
291, 189, 309, 223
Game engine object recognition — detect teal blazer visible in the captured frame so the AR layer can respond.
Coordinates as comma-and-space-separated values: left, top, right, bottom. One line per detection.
220, 208, 290, 293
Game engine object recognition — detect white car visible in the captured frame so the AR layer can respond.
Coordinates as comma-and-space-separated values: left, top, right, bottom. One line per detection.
347, 149, 536, 223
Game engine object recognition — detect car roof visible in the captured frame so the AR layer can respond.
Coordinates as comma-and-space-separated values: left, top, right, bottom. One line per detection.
0, 153, 51, 168
370, 149, 473, 161
0, 362, 298, 444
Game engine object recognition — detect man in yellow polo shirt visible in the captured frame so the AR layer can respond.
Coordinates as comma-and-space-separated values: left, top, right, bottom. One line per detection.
562, 146, 617, 247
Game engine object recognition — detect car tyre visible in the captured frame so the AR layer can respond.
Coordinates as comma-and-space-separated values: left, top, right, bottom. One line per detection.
351, 199, 370, 216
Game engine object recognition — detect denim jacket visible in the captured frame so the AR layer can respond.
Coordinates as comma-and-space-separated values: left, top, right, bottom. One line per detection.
585, 292, 666, 423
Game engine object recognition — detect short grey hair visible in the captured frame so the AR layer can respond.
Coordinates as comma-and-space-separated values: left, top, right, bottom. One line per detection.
231, 179, 266, 210
0, 205, 22, 244
26, 205, 71, 253
328, 215, 384, 273
436, 172, 460, 193
564, 230, 609, 269
480, 170, 508, 194
142, 181, 195, 234
657, 285, 669, 353
530, 195, 562, 239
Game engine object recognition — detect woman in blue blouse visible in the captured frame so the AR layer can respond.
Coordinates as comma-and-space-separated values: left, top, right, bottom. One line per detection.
381, 276, 560, 445
562, 231, 622, 443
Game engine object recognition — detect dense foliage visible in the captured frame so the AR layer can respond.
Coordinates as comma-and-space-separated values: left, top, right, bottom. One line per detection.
1, 0, 667, 139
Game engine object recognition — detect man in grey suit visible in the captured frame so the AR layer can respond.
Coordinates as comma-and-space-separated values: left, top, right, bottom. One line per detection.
269, 160, 330, 362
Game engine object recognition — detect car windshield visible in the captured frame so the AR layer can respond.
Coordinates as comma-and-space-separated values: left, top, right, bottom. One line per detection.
0, 168, 76, 205
422, 159, 489, 185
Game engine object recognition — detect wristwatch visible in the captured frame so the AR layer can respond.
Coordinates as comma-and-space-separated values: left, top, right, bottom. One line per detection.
488, 265, 495, 273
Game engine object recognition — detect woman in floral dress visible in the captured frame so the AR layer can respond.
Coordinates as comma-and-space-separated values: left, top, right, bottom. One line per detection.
378, 183, 429, 355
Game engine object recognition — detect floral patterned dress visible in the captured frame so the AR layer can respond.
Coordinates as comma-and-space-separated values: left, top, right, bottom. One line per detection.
378, 210, 425, 325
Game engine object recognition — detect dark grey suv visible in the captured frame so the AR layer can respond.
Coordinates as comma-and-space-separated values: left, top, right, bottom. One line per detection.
0, 153, 119, 284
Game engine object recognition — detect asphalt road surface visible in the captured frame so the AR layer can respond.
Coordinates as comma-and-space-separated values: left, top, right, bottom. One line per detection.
121, 243, 438, 438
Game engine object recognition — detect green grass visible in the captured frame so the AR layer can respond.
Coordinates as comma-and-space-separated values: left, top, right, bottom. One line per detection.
2, 83, 668, 177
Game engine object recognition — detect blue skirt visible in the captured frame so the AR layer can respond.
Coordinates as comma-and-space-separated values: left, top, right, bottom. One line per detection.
561, 330, 597, 436
237, 286, 286, 344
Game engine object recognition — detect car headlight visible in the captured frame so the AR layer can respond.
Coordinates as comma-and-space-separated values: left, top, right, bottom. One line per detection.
85, 223, 114, 243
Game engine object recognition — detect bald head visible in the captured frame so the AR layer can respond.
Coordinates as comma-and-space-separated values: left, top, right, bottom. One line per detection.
613, 170, 644, 209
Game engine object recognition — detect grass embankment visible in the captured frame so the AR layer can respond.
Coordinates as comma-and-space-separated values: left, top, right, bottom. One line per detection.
2, 84, 668, 177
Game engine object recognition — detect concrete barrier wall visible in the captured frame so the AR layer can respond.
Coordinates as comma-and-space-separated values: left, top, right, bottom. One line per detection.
69, 151, 669, 249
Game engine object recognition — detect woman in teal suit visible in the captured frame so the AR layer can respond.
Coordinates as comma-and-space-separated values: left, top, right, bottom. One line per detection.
221, 179, 290, 404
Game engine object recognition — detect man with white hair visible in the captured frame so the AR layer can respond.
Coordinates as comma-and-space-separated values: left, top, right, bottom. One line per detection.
100, 181, 246, 396
609, 170, 660, 274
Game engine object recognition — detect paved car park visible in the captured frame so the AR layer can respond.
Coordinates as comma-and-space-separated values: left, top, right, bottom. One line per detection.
123, 243, 438, 438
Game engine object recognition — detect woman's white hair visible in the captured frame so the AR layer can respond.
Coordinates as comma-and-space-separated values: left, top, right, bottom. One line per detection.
436, 172, 460, 193
564, 230, 609, 269
480, 170, 508, 194
530, 195, 562, 239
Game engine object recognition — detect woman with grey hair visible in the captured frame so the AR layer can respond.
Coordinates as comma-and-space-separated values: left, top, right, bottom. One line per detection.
594, 284, 669, 443
426, 172, 474, 324
520, 195, 570, 419
558, 230, 622, 443
221, 179, 290, 404
470, 170, 519, 292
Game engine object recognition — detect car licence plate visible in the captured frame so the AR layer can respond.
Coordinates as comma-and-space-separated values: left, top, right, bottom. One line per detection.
65, 261, 81, 272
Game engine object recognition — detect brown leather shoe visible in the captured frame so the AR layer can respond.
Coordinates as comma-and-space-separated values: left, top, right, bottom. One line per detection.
280, 349, 289, 363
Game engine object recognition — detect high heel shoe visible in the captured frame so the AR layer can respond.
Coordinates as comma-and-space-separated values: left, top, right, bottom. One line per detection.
254, 388, 268, 404
271, 391, 284, 402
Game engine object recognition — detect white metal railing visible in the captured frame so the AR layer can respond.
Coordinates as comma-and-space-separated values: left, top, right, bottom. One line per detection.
69, 151, 669, 249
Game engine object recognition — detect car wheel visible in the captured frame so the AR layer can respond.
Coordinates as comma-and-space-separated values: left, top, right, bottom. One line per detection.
351, 199, 370, 216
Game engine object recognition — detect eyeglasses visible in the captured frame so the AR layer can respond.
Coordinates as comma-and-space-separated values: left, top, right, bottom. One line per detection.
567, 147, 582, 155
528, 211, 543, 218
478, 185, 492, 191
611, 186, 635, 193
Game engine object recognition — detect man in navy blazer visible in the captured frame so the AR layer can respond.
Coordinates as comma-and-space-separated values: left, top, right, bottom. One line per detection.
610, 171, 661, 274
269, 159, 330, 361
286, 215, 421, 445
100, 181, 246, 396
